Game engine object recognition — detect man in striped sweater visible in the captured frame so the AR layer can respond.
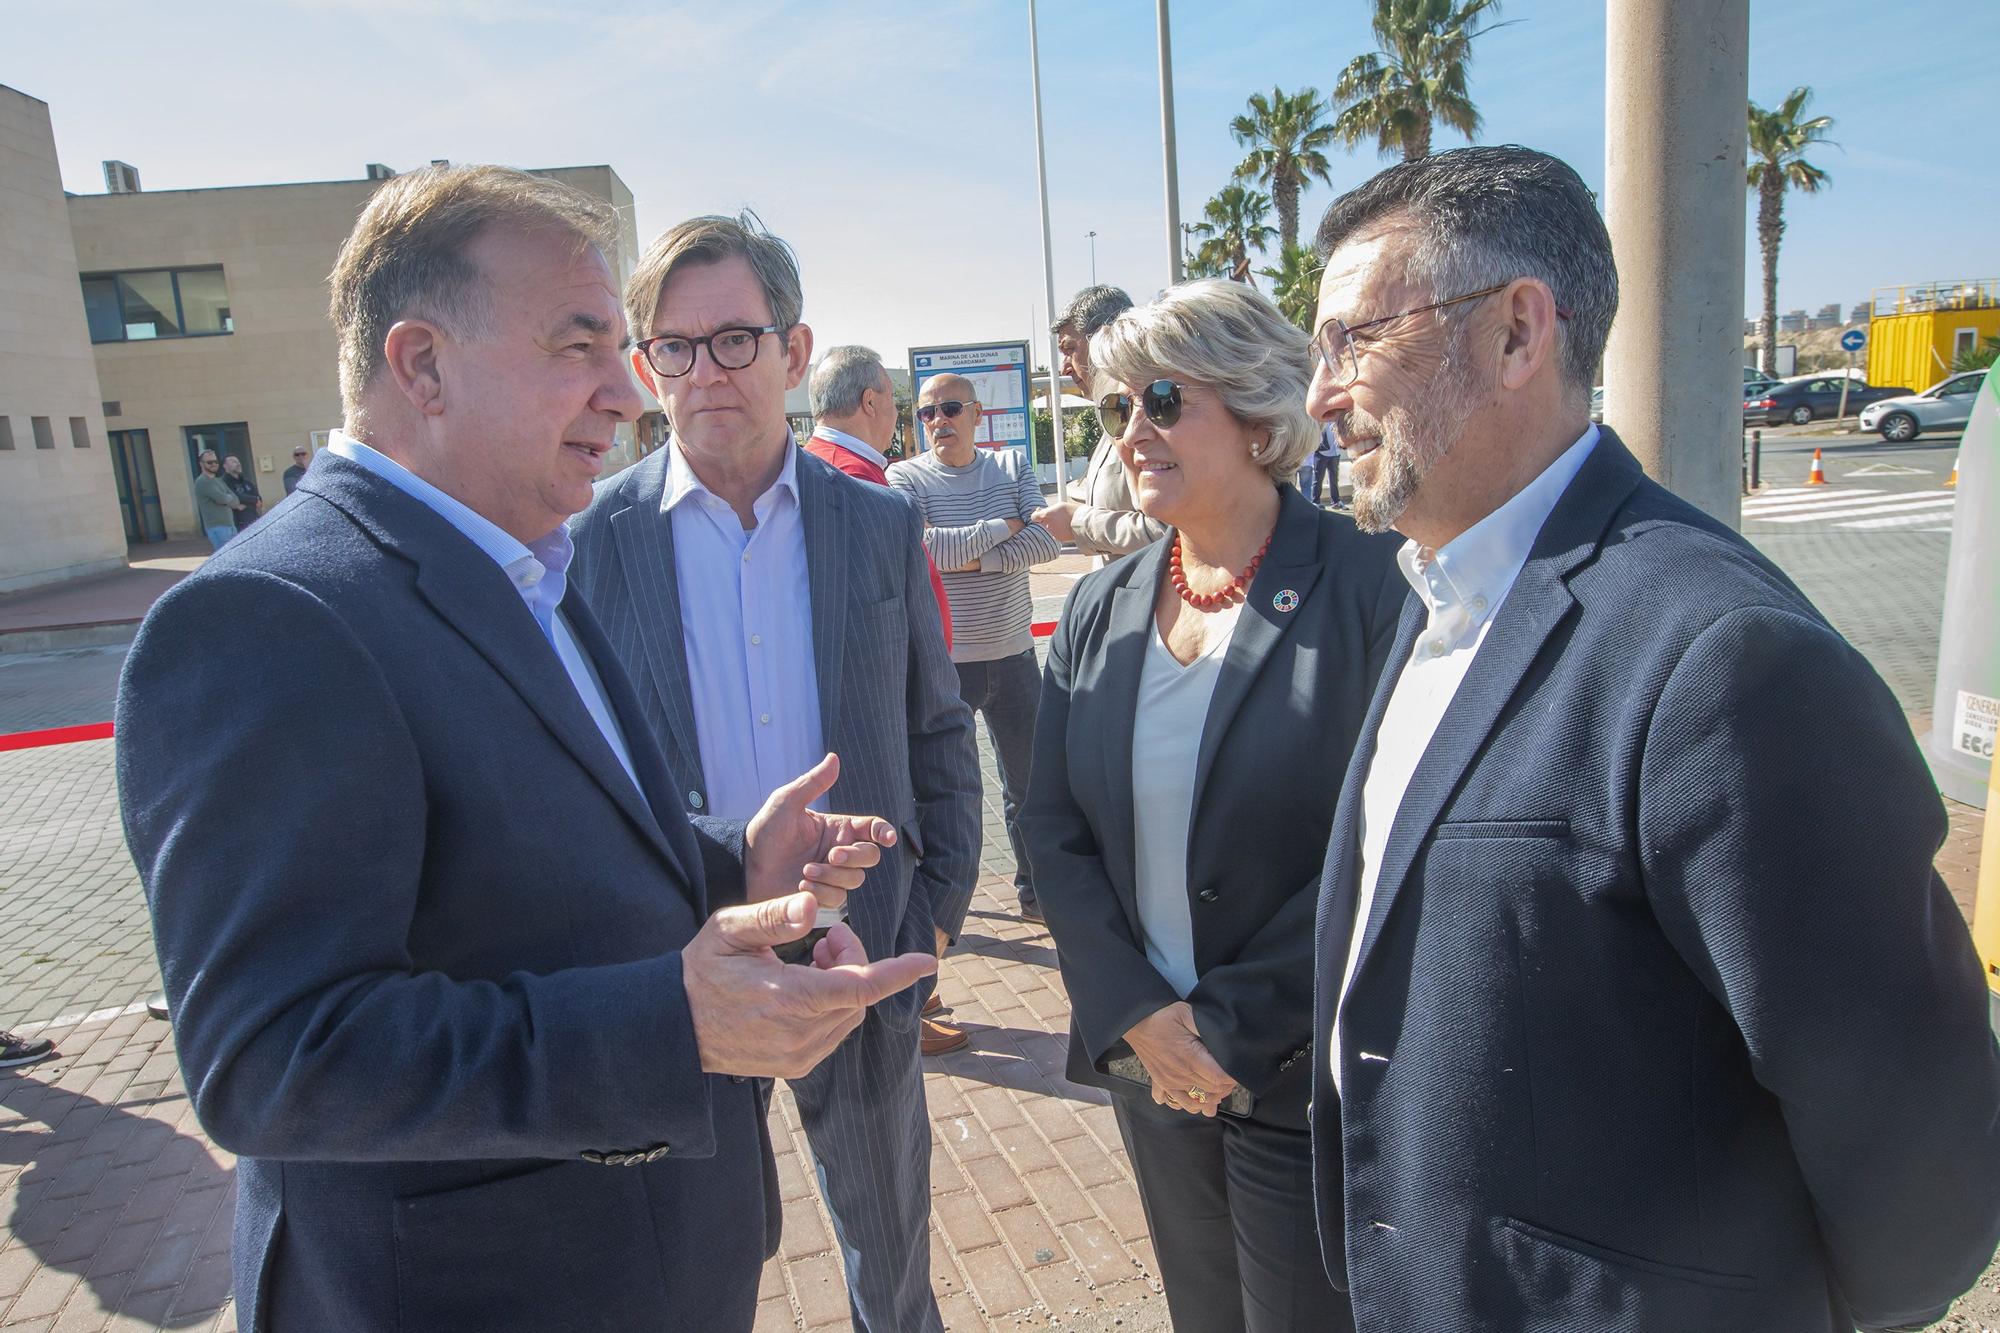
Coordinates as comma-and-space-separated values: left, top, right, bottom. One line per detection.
889, 374, 1061, 921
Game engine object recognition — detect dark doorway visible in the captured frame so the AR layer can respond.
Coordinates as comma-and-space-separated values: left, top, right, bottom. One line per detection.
109, 428, 167, 543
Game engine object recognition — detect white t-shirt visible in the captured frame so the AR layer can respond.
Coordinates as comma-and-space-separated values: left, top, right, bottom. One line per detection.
1130, 605, 1241, 998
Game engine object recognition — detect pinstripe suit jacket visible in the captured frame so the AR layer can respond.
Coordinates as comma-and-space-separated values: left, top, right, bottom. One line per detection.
570, 444, 982, 1029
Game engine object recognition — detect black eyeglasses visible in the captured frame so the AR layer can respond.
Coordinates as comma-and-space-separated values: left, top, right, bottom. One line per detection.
1312, 283, 1573, 388
916, 400, 973, 424
636, 325, 783, 378
1097, 380, 1183, 438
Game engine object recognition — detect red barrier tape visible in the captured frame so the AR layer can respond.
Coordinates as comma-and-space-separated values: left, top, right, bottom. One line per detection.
0, 722, 115, 752
1, 631, 1064, 749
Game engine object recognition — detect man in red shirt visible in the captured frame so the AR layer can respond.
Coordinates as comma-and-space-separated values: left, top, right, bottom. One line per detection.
806, 346, 952, 652
806, 345, 966, 1058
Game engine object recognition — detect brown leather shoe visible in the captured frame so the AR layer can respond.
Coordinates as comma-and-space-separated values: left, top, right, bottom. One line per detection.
920, 1015, 969, 1056
922, 992, 944, 1017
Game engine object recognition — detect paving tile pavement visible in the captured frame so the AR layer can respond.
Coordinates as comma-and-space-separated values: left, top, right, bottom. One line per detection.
0, 529, 1991, 1330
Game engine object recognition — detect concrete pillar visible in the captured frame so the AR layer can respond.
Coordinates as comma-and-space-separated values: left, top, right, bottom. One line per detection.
1601, 0, 1750, 528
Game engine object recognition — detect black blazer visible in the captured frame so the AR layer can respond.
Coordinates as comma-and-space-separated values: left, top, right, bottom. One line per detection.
1312, 430, 2000, 1331
117, 453, 774, 1332
1023, 485, 1404, 1128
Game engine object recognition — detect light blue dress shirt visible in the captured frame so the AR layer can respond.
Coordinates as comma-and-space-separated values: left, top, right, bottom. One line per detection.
663, 438, 826, 821
326, 432, 642, 792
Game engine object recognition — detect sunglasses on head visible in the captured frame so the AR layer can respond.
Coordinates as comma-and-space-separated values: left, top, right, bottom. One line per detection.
1097, 380, 1183, 438
916, 400, 971, 424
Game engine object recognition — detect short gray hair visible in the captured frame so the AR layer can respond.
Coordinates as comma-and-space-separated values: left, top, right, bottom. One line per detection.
329, 163, 618, 418
1053, 285, 1133, 339
625, 210, 802, 342
1313, 145, 1618, 397
1090, 279, 1318, 483
811, 345, 888, 418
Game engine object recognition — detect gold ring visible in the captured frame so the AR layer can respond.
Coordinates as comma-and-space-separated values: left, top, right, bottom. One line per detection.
1185, 1087, 1208, 1103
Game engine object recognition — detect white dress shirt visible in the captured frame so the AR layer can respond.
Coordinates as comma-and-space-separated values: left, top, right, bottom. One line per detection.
1130, 605, 1242, 998
663, 438, 826, 821
809, 423, 889, 473
1332, 425, 1600, 1088
326, 432, 642, 792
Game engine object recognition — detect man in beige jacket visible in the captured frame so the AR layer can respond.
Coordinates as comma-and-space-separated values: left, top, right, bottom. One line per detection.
1033, 286, 1167, 565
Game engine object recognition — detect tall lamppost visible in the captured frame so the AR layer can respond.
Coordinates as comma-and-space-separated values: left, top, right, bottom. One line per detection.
1086, 230, 1098, 286
1157, 0, 1181, 283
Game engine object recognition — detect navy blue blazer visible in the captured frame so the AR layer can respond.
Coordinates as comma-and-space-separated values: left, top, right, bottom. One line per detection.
1311, 429, 2000, 1332
1025, 486, 1405, 1127
568, 445, 982, 1026
117, 453, 774, 1331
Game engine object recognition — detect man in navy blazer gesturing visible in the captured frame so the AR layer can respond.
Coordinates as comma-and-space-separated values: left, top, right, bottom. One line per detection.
1304, 146, 2000, 1332
114, 165, 935, 1332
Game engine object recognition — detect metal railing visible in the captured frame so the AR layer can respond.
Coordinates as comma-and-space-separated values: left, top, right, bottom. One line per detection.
1866, 280, 2000, 318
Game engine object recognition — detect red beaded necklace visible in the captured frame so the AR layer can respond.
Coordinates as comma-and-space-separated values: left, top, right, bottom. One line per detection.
1169, 527, 1274, 611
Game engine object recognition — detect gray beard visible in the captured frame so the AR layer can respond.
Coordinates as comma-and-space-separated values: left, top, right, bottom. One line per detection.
1348, 338, 1482, 536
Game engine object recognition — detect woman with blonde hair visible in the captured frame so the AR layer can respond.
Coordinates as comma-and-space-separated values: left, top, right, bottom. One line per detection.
1023, 279, 1405, 1331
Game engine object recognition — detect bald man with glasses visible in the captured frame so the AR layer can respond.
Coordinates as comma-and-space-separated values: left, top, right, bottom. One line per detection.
889, 375, 1061, 923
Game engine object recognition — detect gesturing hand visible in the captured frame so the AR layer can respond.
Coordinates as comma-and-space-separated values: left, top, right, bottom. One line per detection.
1033, 502, 1077, 543
1124, 1002, 1237, 1118
744, 754, 896, 912
684, 892, 938, 1079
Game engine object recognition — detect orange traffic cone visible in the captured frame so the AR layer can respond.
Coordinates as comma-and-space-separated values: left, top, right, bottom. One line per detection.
1946, 454, 1959, 488
1806, 448, 1827, 485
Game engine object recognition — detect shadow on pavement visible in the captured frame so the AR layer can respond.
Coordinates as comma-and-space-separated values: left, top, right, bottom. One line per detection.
951, 929, 1059, 972
1, 1068, 234, 1327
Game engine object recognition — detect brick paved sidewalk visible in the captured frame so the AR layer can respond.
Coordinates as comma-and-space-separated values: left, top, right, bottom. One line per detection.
2, 529, 1993, 1331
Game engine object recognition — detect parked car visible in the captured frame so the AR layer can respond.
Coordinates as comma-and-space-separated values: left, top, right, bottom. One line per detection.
1743, 366, 1782, 396
1858, 370, 1987, 442
1744, 375, 1912, 426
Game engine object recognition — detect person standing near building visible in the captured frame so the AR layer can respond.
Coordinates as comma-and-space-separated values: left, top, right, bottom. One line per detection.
191, 450, 241, 551
1033, 286, 1168, 566
283, 445, 311, 495
890, 375, 1061, 922
569, 213, 982, 1333
807, 344, 952, 655
220, 455, 262, 531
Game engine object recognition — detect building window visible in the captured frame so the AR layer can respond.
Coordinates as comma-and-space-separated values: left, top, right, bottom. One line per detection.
1955, 328, 1979, 362
0, 417, 13, 450
32, 416, 55, 449
70, 417, 91, 448
79, 267, 233, 343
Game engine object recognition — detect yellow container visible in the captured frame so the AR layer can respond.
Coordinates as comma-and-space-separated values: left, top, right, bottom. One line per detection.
1865, 280, 2000, 393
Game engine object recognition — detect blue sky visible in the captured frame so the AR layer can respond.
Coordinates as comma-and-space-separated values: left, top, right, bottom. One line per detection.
8, 0, 1994, 364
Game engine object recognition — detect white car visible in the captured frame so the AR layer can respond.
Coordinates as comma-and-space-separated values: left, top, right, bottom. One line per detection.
1858, 370, 1987, 442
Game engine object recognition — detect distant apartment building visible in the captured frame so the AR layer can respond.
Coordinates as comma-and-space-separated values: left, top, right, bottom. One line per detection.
1813, 302, 1842, 328
2, 81, 657, 588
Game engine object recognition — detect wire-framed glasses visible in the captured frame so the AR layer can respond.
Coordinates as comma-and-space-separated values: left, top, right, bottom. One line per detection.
1312, 284, 1573, 387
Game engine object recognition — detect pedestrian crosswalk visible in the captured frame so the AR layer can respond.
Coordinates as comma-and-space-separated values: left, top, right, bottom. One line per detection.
1742, 487, 1957, 533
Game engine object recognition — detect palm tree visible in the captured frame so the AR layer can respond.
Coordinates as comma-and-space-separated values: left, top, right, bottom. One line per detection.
1331, 0, 1506, 162
1183, 246, 1228, 280
1257, 244, 1323, 332
1747, 88, 1834, 375
1230, 87, 1338, 252
1190, 184, 1276, 285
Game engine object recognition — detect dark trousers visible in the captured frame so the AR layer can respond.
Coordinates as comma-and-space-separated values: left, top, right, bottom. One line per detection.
1113, 1094, 1353, 1333
1310, 454, 1337, 504
790, 1012, 940, 1332
953, 648, 1040, 907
